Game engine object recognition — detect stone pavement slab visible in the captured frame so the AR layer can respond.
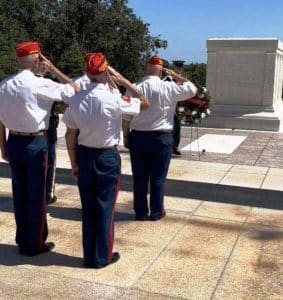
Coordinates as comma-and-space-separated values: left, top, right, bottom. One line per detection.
194, 201, 251, 222
1, 182, 283, 299
213, 224, 283, 300
262, 168, 283, 191
219, 167, 267, 188
167, 160, 232, 184
0, 266, 126, 300
247, 207, 283, 228
133, 217, 243, 299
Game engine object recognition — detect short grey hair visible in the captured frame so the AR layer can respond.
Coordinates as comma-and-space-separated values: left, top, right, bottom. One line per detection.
17, 53, 39, 69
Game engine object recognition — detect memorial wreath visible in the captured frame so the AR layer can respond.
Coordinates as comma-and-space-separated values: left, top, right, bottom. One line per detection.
177, 84, 212, 125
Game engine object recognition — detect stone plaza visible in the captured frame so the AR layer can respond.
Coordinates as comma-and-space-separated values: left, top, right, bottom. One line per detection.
0, 121, 283, 299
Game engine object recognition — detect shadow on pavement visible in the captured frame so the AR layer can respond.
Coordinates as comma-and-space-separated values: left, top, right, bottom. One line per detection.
188, 218, 283, 241
248, 230, 283, 241
0, 244, 83, 268
0, 196, 134, 222
1, 162, 283, 210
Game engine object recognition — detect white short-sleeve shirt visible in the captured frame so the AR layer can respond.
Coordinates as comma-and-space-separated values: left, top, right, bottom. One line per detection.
123, 75, 197, 131
63, 82, 141, 148
74, 74, 92, 90
0, 70, 75, 132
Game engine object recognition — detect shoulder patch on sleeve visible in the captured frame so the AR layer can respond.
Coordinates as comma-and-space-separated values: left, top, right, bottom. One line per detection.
122, 95, 131, 103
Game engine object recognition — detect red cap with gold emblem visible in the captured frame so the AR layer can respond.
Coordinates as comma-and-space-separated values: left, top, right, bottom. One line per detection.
85, 52, 108, 75
16, 41, 41, 57
148, 55, 163, 66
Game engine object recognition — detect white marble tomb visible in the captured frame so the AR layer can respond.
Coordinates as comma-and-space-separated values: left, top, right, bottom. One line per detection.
203, 38, 283, 131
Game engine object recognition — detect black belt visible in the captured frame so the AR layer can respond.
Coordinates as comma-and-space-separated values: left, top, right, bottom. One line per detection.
79, 144, 117, 150
10, 130, 47, 137
131, 130, 172, 133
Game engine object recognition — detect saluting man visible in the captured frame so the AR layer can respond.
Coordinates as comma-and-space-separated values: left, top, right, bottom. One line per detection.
74, 53, 119, 91
123, 55, 197, 221
63, 52, 149, 268
0, 41, 79, 256
74, 54, 100, 90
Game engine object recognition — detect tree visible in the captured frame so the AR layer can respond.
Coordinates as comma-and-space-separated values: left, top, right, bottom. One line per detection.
0, 0, 167, 81
183, 63, 207, 87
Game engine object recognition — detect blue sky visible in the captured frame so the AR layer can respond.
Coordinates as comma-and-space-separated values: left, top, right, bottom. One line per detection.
127, 0, 283, 63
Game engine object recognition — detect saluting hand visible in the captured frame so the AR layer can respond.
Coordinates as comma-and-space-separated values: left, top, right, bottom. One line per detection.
106, 70, 119, 91
108, 65, 149, 110
39, 53, 80, 92
163, 68, 179, 78
39, 53, 54, 70
123, 136, 129, 149
108, 66, 131, 87
1, 150, 9, 162
163, 68, 172, 75
33, 54, 49, 77
163, 67, 188, 84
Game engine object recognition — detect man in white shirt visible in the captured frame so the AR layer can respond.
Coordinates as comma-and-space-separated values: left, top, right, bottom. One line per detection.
74, 54, 95, 90
0, 41, 78, 256
63, 52, 149, 268
74, 53, 119, 91
74, 73, 91, 90
123, 55, 197, 221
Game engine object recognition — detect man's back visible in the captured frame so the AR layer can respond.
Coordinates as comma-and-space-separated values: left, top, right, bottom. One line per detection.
128, 75, 197, 131
0, 70, 74, 132
74, 74, 91, 90
0, 70, 48, 131
65, 82, 140, 148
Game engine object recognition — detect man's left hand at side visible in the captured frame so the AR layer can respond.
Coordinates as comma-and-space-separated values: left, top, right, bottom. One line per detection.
1, 150, 9, 162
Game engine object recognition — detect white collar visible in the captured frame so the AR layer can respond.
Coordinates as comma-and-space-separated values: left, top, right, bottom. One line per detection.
142, 75, 161, 81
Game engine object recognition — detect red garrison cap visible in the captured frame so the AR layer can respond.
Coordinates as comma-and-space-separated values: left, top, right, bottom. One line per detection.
84, 52, 95, 64
148, 55, 163, 66
16, 41, 41, 57
85, 52, 108, 75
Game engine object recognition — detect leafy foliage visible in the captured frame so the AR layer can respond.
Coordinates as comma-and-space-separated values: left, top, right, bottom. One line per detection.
183, 63, 207, 87
0, 0, 167, 81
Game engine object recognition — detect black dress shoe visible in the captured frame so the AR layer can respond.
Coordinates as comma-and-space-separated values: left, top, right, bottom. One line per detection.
135, 214, 149, 221
172, 149, 181, 156
42, 242, 55, 253
84, 252, 120, 269
150, 211, 166, 221
47, 195, 57, 205
19, 242, 55, 256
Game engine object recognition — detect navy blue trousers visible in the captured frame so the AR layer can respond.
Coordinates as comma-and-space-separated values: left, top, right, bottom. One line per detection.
7, 134, 48, 253
77, 145, 121, 266
173, 114, 181, 151
128, 131, 172, 218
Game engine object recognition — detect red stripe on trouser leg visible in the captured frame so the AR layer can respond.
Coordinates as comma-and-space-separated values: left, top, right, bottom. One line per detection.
38, 149, 48, 251
108, 174, 121, 262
